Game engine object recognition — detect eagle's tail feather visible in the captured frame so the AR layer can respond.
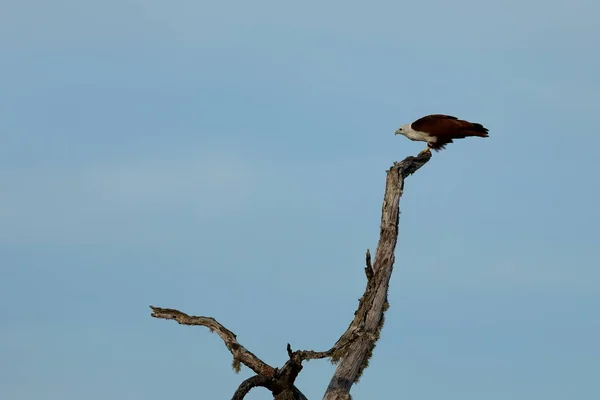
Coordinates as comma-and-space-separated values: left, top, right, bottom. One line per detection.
466, 130, 489, 138
468, 122, 489, 137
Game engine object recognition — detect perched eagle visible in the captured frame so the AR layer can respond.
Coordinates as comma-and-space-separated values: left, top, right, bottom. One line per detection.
395, 114, 489, 151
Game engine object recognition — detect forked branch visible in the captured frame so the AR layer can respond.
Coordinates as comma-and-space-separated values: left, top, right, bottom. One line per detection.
150, 150, 432, 400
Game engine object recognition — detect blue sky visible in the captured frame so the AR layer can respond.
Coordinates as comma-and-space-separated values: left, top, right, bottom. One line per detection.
1, 0, 599, 399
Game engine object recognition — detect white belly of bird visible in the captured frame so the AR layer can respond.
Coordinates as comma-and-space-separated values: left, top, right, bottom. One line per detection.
405, 130, 436, 143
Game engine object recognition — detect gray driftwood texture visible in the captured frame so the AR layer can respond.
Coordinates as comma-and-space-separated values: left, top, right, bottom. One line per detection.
150, 149, 432, 399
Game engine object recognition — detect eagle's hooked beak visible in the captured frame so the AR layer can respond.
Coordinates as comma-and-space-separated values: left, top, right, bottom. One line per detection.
394, 128, 402, 135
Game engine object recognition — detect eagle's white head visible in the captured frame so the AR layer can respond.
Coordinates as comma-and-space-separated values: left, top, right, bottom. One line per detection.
394, 123, 432, 143
394, 123, 413, 137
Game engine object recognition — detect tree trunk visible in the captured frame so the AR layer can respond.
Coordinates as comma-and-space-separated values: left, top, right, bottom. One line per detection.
150, 150, 432, 400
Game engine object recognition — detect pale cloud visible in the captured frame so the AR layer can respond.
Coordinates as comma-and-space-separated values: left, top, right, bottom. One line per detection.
2, 0, 597, 52
402, 248, 599, 293
80, 153, 249, 210
0, 150, 255, 245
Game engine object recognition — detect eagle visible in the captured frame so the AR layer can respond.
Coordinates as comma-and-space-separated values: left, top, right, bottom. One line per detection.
395, 114, 489, 152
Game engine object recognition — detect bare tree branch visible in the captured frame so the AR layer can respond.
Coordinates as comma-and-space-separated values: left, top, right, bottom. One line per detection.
288, 328, 363, 364
149, 306, 277, 378
322, 150, 432, 400
150, 149, 432, 400
231, 375, 272, 400
364, 249, 374, 280
150, 307, 310, 399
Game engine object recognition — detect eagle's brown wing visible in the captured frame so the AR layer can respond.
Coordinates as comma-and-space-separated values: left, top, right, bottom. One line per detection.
413, 114, 489, 151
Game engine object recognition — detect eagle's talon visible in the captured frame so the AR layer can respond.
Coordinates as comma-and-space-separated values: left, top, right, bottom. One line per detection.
419, 147, 432, 155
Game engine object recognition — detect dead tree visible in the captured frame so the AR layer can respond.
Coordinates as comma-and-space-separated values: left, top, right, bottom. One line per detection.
150, 150, 432, 399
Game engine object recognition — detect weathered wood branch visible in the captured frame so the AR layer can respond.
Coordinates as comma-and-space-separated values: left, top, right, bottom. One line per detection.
232, 375, 272, 400
364, 249, 374, 280
230, 373, 309, 400
149, 306, 277, 377
150, 149, 431, 399
150, 306, 310, 399
323, 149, 432, 400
